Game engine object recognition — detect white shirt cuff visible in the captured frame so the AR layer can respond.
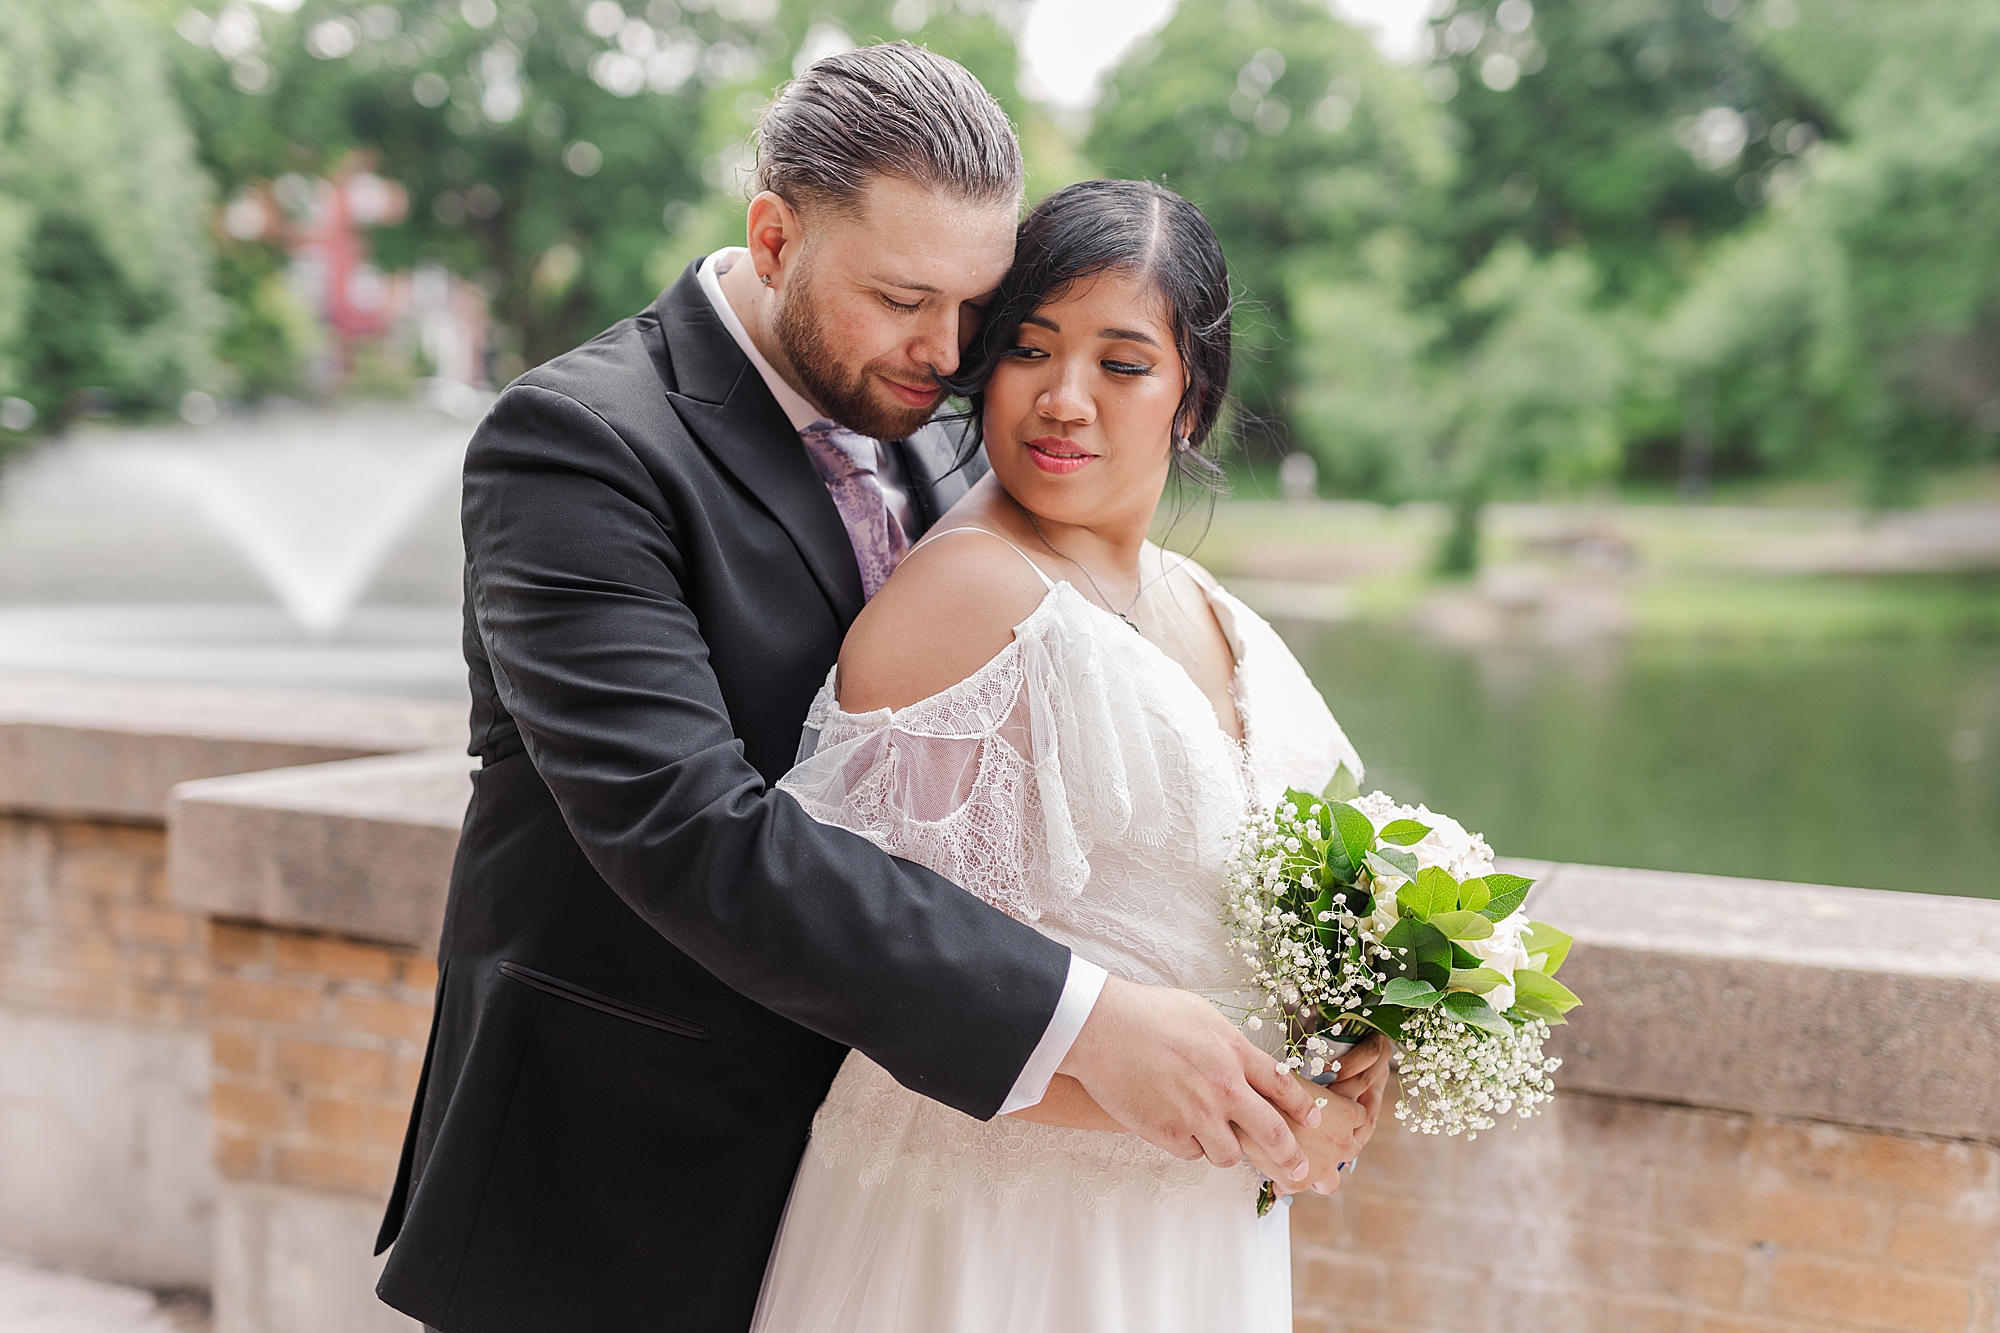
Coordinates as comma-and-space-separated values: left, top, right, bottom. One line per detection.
996, 954, 1109, 1115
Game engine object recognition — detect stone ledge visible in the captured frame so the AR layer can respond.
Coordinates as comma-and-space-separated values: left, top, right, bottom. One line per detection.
1517, 859, 2000, 1145
159, 760, 2000, 1144
0, 671, 462, 823
169, 750, 472, 947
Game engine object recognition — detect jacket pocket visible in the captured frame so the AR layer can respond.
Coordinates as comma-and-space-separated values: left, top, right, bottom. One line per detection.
497, 961, 710, 1040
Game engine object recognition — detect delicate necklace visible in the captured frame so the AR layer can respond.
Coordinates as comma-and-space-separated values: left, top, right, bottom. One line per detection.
1026, 512, 1144, 633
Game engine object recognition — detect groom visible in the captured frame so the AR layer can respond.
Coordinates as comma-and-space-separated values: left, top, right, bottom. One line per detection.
376, 42, 1369, 1332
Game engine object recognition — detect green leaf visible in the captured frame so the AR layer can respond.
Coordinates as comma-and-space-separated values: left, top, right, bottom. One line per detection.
1321, 763, 1360, 802
1367, 848, 1420, 884
1381, 917, 1451, 987
1458, 877, 1492, 913
1282, 787, 1324, 814
1441, 991, 1513, 1036
1427, 909, 1494, 942
1379, 977, 1443, 1008
1522, 921, 1574, 974
1399, 866, 1459, 919
1448, 941, 1484, 969
1479, 874, 1534, 921
1377, 818, 1431, 846
1513, 967, 1581, 1015
1328, 802, 1376, 874
1447, 967, 1509, 994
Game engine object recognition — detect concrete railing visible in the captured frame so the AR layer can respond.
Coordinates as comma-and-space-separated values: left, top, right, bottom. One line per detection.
2, 671, 1996, 1332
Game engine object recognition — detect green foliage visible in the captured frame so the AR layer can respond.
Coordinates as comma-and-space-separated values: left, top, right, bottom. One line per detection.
1440, 989, 1510, 1034
1401, 865, 1461, 919
1085, 0, 1454, 429
0, 0, 217, 426
1381, 916, 1452, 988
1478, 874, 1533, 921
1425, 0, 1821, 308
1377, 818, 1432, 845
1447, 965, 1508, 993
1657, 0, 2000, 504
1511, 968, 1580, 1023
1426, 909, 1493, 941
1380, 976, 1443, 1008
1322, 762, 1361, 802
1521, 920, 1574, 973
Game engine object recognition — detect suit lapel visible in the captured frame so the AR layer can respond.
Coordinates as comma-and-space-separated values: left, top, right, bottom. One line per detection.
652, 267, 867, 627
894, 421, 984, 536
888, 435, 940, 534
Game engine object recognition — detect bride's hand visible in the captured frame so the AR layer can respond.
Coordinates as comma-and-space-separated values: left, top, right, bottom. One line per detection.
1239, 1075, 1364, 1198
1321, 1033, 1392, 1155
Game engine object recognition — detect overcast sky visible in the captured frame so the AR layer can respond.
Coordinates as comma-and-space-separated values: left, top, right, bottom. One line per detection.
1017, 0, 1438, 110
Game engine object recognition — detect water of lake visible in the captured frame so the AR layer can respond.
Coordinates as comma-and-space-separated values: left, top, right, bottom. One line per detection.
1288, 620, 2000, 899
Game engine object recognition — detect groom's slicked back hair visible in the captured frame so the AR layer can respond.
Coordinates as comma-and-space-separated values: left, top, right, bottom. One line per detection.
752, 41, 1023, 217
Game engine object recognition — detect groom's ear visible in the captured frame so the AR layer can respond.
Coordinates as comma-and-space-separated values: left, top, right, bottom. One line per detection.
745, 190, 807, 290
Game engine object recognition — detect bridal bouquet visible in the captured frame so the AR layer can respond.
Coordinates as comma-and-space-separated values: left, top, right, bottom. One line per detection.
1223, 771, 1578, 1211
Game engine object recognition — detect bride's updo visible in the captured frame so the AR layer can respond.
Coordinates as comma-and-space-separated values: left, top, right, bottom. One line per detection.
949, 179, 1233, 488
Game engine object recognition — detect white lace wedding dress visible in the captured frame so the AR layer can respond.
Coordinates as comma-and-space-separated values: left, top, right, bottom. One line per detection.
751, 534, 1364, 1333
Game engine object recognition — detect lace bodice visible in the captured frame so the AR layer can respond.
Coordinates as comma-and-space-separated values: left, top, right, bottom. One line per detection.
778, 566, 1363, 1210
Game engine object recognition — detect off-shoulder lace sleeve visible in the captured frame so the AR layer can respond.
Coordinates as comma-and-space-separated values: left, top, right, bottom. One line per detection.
778, 597, 1153, 924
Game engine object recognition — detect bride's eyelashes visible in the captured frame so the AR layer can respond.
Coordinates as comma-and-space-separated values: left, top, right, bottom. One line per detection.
1000, 345, 1154, 377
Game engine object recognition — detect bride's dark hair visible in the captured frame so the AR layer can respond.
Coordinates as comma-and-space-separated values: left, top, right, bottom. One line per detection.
944, 179, 1233, 491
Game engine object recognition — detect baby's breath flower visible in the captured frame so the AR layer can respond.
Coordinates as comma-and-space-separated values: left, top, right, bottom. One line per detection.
1223, 786, 1563, 1153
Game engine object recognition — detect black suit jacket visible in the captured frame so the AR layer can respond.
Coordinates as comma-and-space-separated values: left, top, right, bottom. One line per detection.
374, 264, 1072, 1331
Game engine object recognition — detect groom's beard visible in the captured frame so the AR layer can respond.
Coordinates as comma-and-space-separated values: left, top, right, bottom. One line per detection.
775, 263, 940, 442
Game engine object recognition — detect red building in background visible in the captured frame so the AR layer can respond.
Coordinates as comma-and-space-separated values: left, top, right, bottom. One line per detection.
221, 153, 490, 394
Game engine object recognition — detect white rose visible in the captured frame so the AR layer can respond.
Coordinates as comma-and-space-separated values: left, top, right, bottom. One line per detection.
1468, 908, 1534, 1013
1407, 806, 1496, 881
1364, 892, 1401, 943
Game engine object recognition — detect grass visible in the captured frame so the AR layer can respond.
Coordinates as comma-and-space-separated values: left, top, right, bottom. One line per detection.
1631, 571, 2000, 644
1160, 492, 2000, 645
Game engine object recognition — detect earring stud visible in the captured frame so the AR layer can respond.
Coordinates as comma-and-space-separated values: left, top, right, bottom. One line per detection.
759, 272, 773, 286
1174, 434, 1192, 452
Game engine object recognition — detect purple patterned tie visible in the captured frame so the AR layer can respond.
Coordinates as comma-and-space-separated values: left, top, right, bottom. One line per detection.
798, 419, 910, 600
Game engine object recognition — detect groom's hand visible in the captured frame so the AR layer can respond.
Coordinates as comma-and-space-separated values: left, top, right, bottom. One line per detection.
1056, 977, 1325, 1179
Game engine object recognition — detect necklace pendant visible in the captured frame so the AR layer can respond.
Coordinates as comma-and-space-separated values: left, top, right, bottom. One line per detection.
1119, 613, 1141, 633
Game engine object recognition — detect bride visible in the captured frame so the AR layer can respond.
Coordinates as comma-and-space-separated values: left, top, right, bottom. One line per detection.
752, 179, 1389, 1332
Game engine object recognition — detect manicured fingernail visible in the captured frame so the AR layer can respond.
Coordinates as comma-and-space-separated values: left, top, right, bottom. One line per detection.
1305, 1106, 1322, 1127
1290, 1160, 1312, 1180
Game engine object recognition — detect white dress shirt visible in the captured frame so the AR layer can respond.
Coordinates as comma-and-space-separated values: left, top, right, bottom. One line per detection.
696, 248, 1106, 1114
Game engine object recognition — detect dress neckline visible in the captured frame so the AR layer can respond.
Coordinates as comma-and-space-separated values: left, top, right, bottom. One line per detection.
1056, 575, 1250, 752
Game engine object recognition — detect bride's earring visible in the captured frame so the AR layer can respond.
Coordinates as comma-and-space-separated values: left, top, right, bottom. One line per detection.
1174, 433, 1192, 452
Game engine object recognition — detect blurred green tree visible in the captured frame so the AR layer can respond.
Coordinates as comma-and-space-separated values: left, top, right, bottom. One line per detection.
1658, 0, 2000, 504
1421, 0, 1825, 310
0, 0, 218, 433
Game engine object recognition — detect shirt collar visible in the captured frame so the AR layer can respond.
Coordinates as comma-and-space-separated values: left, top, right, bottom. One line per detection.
696, 248, 822, 434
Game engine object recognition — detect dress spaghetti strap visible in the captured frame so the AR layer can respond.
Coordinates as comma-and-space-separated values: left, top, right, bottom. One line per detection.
910, 525, 1056, 591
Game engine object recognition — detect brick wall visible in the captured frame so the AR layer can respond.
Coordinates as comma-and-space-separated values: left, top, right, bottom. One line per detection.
1290, 1091, 2000, 1333
207, 920, 433, 1199
0, 813, 205, 1030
